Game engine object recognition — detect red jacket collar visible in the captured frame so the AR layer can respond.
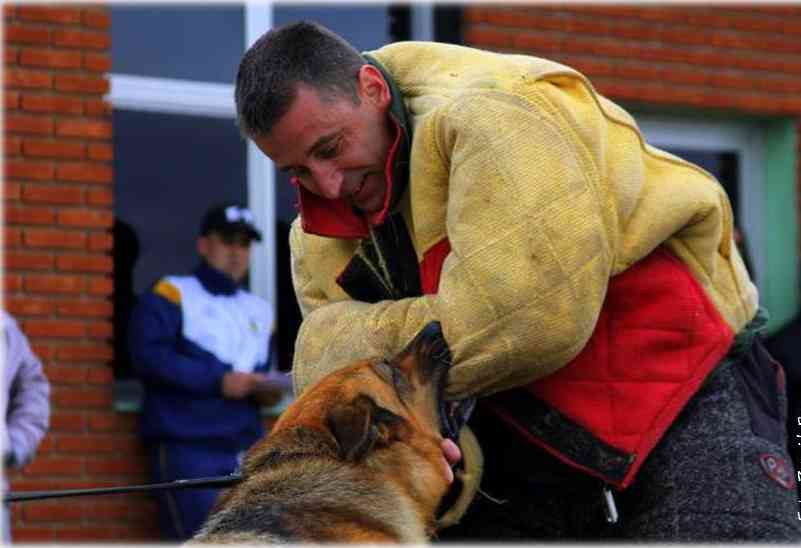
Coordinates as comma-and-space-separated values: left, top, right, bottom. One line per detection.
297, 117, 404, 239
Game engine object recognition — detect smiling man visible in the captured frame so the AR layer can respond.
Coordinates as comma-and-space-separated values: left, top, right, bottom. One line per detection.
235, 21, 801, 541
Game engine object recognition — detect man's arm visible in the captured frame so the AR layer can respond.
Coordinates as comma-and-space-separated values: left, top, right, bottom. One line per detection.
290, 89, 618, 400
5, 316, 50, 468
127, 282, 229, 396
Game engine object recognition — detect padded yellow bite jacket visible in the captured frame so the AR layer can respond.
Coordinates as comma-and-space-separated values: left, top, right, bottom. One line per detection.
288, 41, 759, 487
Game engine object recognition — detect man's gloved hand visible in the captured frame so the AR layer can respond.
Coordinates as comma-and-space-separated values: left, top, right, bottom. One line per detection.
4, 450, 16, 469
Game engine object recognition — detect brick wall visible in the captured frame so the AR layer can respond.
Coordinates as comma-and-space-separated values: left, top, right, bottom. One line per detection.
4, 5, 159, 541
464, 5, 801, 251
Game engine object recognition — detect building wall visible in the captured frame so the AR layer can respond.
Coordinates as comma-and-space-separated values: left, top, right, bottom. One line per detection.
3, 4, 159, 541
463, 4, 801, 251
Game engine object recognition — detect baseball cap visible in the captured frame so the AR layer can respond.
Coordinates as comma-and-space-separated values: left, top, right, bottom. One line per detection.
200, 204, 262, 242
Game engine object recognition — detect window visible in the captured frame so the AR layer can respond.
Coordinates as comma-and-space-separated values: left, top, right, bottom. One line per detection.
636, 115, 800, 333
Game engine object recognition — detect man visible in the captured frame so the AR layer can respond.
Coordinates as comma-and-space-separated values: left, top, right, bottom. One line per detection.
235, 22, 801, 540
2, 310, 51, 543
128, 204, 281, 540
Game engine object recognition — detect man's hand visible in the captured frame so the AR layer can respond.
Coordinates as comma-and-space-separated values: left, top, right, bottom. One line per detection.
440, 438, 463, 484
222, 372, 287, 405
221, 372, 264, 399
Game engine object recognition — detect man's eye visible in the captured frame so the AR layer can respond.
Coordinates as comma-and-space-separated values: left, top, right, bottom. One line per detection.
317, 140, 341, 159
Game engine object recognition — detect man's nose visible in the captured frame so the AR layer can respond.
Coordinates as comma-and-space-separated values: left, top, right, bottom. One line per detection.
308, 162, 345, 200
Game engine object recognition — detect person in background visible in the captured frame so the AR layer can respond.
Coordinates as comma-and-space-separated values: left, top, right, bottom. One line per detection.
233, 21, 801, 541
127, 203, 281, 541
2, 310, 51, 543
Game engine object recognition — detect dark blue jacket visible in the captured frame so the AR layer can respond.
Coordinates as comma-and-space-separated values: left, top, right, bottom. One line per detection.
128, 262, 271, 450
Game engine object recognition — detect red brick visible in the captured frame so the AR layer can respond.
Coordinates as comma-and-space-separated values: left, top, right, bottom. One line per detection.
21, 94, 83, 115
24, 274, 85, 295
88, 412, 136, 432
56, 162, 112, 184
5, 68, 52, 90
84, 500, 132, 520
4, 5, 16, 18
30, 344, 55, 360
20, 48, 82, 69
58, 209, 113, 227
54, 74, 109, 95
56, 254, 113, 273
22, 319, 86, 338
23, 228, 87, 249
4, 295, 55, 315
83, 52, 111, 72
22, 185, 84, 205
6, 114, 53, 135
56, 299, 113, 317
22, 456, 84, 476
86, 321, 113, 338
5, 136, 22, 156
55, 434, 116, 452
45, 364, 87, 384
23, 139, 85, 159
85, 458, 146, 476
5, 251, 55, 270
5, 182, 22, 201
6, 47, 18, 64
55, 119, 111, 139
11, 528, 56, 542
86, 188, 113, 206
87, 143, 112, 161
5, 204, 56, 224
87, 366, 114, 385
18, 6, 83, 24
55, 527, 121, 541
5, 160, 55, 181
51, 388, 113, 410
83, 9, 111, 29
56, 344, 113, 362
4, 273, 23, 292
51, 29, 110, 50
4, 227, 23, 247
49, 412, 87, 432
84, 98, 112, 117
5, 25, 50, 45
23, 503, 83, 522
88, 232, 113, 251
6, 90, 20, 110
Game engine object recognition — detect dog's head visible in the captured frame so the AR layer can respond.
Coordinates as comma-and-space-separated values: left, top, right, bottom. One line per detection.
265, 321, 474, 512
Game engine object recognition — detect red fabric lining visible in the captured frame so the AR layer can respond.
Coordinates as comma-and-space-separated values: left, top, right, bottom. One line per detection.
298, 118, 403, 239
419, 240, 734, 488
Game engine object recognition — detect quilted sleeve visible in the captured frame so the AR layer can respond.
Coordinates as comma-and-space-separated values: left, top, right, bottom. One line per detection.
291, 89, 616, 400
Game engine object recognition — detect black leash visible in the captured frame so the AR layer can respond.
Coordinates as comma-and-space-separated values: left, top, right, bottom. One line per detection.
3, 473, 243, 503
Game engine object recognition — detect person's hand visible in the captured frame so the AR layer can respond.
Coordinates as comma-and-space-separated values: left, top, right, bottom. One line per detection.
440, 438, 462, 484
222, 371, 261, 399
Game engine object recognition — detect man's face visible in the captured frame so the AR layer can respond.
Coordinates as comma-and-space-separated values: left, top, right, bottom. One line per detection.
253, 66, 394, 215
197, 232, 252, 283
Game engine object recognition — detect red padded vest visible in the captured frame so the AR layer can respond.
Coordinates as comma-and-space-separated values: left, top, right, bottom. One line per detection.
421, 241, 734, 488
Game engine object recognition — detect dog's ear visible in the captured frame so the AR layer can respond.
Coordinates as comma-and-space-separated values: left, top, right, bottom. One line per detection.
325, 394, 407, 462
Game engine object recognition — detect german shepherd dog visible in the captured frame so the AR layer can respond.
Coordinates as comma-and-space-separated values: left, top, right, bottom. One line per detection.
192, 321, 475, 543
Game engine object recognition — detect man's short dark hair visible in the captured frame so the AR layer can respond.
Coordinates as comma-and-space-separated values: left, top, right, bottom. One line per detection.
235, 21, 365, 139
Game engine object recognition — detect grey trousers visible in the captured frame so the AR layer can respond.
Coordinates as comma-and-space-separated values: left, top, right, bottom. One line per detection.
438, 340, 801, 542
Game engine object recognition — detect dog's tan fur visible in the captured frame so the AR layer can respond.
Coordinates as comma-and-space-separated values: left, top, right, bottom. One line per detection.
192, 324, 459, 543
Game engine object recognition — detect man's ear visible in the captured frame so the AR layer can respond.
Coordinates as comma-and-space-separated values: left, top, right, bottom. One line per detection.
357, 65, 390, 110
325, 394, 407, 462
196, 236, 209, 258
